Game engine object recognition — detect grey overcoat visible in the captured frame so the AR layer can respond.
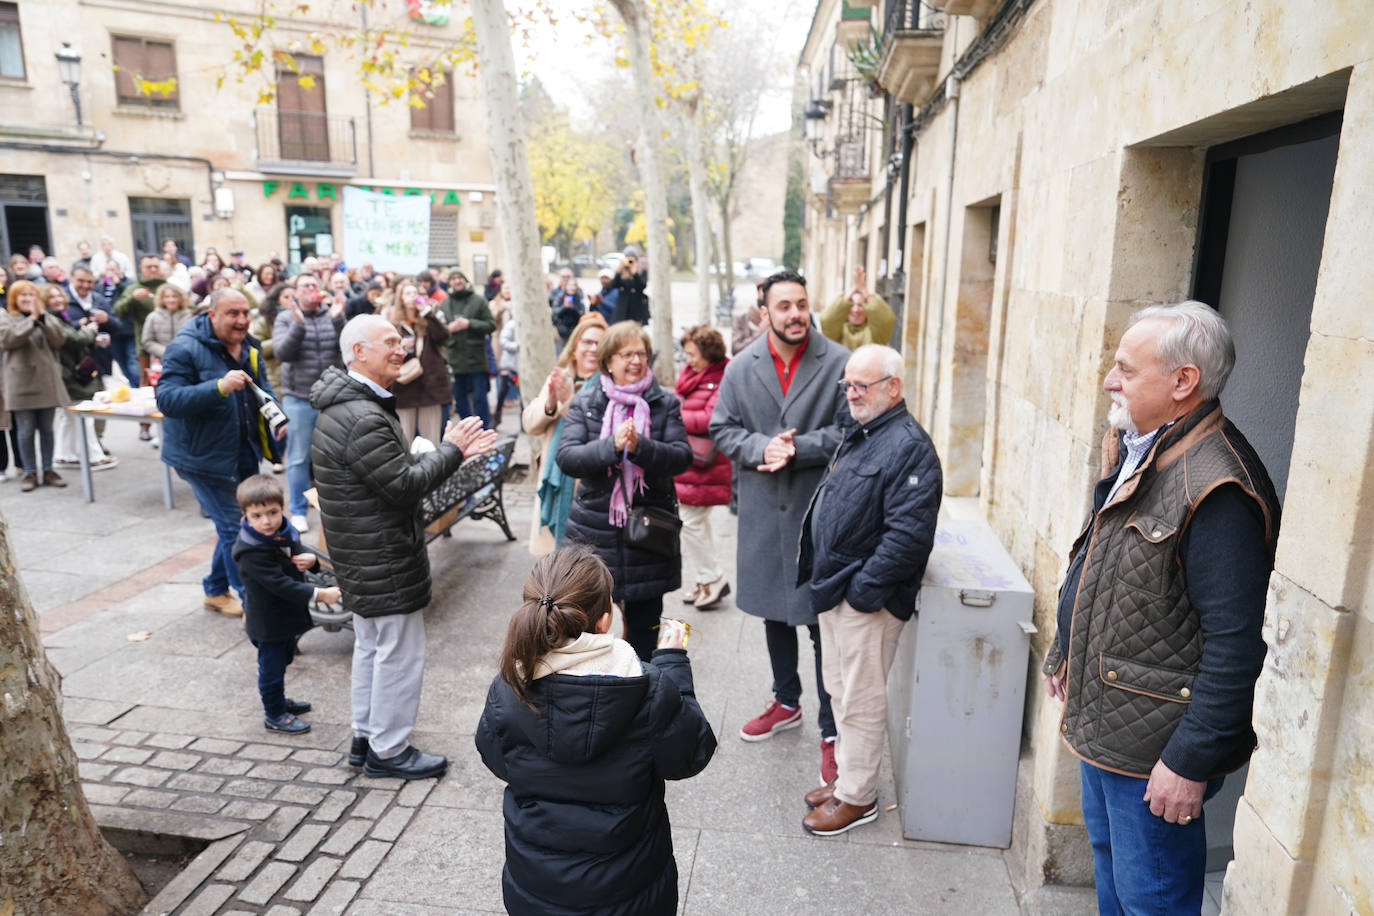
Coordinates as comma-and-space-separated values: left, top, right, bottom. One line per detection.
709, 331, 848, 625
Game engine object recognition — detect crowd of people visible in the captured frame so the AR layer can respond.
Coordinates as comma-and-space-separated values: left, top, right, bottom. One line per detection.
6, 233, 1274, 915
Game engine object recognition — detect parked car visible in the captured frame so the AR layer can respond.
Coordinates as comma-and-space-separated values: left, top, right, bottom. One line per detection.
743, 257, 778, 279
600, 251, 625, 271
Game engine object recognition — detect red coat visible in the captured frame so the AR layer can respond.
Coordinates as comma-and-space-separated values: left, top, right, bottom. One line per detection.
674, 359, 732, 506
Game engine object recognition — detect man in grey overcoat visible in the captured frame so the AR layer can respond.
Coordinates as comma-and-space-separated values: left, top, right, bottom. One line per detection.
710, 269, 849, 783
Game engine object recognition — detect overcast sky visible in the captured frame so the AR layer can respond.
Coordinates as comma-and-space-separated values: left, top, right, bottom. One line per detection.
516, 0, 814, 138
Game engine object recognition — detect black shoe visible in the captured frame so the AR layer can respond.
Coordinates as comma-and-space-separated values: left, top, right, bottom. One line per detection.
363, 745, 448, 780
285, 698, 312, 715
264, 712, 311, 734
348, 736, 369, 768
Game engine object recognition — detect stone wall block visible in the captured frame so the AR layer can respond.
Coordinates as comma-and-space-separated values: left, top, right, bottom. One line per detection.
1104, 147, 1204, 303
1243, 574, 1355, 858
1273, 331, 1374, 611
1309, 63, 1374, 343
1225, 798, 1315, 916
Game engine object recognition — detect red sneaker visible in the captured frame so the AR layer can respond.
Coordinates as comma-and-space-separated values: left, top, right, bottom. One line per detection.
739, 699, 802, 742
820, 738, 837, 785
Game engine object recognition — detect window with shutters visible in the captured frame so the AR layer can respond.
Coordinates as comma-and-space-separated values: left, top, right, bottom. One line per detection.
0, 3, 25, 80
112, 36, 179, 109
410, 70, 455, 134
278, 55, 328, 161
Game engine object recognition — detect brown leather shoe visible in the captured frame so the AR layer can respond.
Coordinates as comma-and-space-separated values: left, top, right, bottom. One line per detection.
802, 796, 878, 836
20, 473, 38, 492
804, 784, 835, 808
42, 470, 67, 488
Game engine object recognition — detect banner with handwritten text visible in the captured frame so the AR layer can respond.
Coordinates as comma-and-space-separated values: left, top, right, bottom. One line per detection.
342, 186, 430, 273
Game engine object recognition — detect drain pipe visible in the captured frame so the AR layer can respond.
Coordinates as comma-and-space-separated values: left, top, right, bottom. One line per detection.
927, 58, 961, 430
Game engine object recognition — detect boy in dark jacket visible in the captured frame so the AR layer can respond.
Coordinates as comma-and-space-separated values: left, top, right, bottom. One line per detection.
476, 547, 716, 915
231, 474, 341, 734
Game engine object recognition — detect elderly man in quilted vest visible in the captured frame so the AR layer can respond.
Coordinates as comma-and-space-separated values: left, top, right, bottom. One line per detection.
1043, 301, 1280, 915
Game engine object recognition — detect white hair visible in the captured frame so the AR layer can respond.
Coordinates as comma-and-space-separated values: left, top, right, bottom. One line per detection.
1130, 301, 1235, 401
849, 343, 904, 381
340, 314, 393, 366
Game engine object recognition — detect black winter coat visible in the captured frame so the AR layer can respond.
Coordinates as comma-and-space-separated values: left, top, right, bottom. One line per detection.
475, 649, 717, 916
798, 401, 943, 619
309, 366, 466, 618
609, 271, 649, 324
556, 381, 692, 602
231, 531, 315, 643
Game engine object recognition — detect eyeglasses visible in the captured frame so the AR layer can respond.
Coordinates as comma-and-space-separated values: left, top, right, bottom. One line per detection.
613, 350, 648, 362
838, 375, 893, 395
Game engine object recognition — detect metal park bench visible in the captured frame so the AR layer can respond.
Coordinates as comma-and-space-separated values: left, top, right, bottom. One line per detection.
306, 433, 519, 632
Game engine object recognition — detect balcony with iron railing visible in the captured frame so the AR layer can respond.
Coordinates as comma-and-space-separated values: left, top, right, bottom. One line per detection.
876, 0, 946, 105
254, 109, 358, 178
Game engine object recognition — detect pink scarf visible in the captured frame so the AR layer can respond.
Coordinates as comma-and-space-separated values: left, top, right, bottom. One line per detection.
599, 373, 653, 527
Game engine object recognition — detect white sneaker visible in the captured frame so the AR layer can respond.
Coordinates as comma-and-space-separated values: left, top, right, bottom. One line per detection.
291, 514, 310, 533
0, 470, 9, 482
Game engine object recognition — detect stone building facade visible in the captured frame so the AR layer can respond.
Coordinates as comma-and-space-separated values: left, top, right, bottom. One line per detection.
0, 0, 503, 277
800, 0, 1373, 911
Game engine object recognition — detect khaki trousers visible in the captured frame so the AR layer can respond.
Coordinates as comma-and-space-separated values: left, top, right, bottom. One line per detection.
679, 503, 723, 585
819, 599, 905, 807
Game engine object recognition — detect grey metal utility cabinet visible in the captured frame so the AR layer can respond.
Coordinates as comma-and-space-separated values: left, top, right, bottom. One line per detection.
885, 517, 1035, 847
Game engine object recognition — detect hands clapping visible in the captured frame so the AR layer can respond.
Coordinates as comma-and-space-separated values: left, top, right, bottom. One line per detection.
757, 427, 796, 472
443, 415, 498, 458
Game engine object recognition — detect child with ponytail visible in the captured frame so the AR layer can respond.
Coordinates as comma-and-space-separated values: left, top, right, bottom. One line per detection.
476, 546, 716, 916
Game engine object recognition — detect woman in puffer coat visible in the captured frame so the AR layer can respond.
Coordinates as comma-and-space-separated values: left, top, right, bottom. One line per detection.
673, 325, 731, 610
556, 321, 692, 661
476, 546, 716, 916
141, 281, 194, 360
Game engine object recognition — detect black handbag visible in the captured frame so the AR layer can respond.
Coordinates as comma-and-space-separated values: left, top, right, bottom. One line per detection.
621, 505, 683, 557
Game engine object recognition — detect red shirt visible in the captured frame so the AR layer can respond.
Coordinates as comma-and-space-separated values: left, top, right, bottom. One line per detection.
768, 332, 809, 396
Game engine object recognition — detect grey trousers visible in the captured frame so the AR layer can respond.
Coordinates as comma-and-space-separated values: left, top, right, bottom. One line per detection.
351, 611, 426, 760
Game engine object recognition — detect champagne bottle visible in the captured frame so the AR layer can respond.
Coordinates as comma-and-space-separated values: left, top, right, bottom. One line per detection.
248, 380, 288, 436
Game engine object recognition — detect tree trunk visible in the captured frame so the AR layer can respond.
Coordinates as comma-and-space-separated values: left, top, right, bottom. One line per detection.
683, 99, 713, 326
0, 514, 146, 915
470, 0, 557, 405
718, 196, 737, 315
610, 0, 676, 385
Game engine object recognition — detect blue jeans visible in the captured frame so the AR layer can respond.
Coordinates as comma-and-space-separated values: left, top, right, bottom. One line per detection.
112, 335, 139, 385
177, 468, 244, 598
13, 407, 55, 474
451, 371, 491, 427
281, 394, 318, 517
1080, 761, 1224, 915
253, 637, 298, 718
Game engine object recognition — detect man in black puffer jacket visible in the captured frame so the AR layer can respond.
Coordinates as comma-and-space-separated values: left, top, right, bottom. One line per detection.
311, 314, 497, 780
797, 343, 942, 837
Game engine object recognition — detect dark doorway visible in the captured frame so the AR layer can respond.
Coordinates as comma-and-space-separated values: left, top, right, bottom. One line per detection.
1190, 111, 1341, 871
286, 205, 332, 271
0, 173, 50, 257
1192, 112, 1341, 504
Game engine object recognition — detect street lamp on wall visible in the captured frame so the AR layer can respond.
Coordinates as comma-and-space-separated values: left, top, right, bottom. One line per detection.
803, 100, 832, 160
55, 42, 82, 127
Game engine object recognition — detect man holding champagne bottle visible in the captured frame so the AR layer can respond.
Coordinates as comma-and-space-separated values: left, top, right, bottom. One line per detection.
157, 288, 287, 617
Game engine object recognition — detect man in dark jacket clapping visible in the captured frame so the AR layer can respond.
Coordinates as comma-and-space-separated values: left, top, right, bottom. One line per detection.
797, 343, 942, 837
311, 314, 497, 780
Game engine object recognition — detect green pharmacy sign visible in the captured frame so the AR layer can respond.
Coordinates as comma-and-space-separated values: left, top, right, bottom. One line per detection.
262, 181, 462, 206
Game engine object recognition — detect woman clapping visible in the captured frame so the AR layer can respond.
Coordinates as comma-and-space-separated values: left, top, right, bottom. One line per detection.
556, 321, 691, 661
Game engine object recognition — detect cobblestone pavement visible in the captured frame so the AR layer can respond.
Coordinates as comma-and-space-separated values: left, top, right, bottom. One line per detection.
5, 391, 1095, 916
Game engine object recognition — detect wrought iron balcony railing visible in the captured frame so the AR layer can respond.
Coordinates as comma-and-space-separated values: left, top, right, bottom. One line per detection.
254, 109, 358, 175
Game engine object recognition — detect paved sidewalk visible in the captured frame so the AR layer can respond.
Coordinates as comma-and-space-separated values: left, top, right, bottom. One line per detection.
3, 418, 1094, 915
